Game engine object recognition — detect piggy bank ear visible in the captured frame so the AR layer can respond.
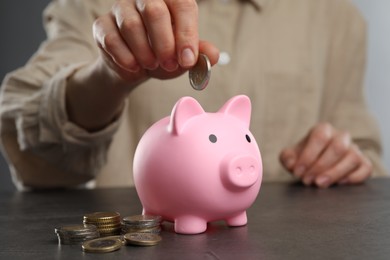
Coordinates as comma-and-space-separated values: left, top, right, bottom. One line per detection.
218, 95, 251, 128
169, 97, 205, 135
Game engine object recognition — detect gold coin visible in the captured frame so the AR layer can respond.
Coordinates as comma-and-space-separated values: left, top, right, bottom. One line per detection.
98, 227, 121, 233
99, 229, 121, 237
105, 235, 126, 245
124, 233, 162, 246
82, 237, 122, 253
84, 212, 120, 222
189, 53, 211, 91
84, 222, 121, 229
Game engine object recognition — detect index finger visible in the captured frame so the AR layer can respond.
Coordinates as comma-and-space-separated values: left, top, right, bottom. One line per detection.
165, 0, 199, 68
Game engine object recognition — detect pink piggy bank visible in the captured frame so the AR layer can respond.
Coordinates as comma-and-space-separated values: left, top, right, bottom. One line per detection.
133, 95, 262, 234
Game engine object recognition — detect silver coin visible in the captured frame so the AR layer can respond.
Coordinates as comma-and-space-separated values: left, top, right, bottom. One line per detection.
122, 215, 162, 225
122, 226, 161, 235
189, 53, 211, 90
55, 224, 98, 236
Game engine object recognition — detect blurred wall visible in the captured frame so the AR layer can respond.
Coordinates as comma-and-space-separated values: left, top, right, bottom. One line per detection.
0, 0, 388, 191
0, 0, 52, 191
352, 0, 390, 175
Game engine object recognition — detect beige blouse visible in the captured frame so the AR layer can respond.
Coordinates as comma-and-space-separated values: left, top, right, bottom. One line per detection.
0, 0, 387, 189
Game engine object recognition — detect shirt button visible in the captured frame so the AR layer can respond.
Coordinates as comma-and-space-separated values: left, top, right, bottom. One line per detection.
218, 52, 231, 66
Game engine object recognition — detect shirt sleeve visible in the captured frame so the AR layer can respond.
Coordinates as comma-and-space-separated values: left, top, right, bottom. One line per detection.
0, 0, 121, 189
320, 1, 388, 177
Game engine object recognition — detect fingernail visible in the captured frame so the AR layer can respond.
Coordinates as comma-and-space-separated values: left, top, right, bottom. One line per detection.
181, 48, 195, 67
316, 175, 330, 188
294, 166, 305, 177
162, 59, 178, 72
303, 175, 314, 186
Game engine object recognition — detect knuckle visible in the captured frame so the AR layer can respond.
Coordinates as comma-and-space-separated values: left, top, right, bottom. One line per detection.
102, 33, 120, 50
143, 1, 167, 21
312, 129, 331, 146
111, 1, 121, 13
339, 130, 351, 140
120, 17, 143, 33
92, 16, 104, 30
331, 138, 349, 157
317, 122, 333, 133
92, 16, 108, 41
174, 0, 198, 12
310, 122, 333, 145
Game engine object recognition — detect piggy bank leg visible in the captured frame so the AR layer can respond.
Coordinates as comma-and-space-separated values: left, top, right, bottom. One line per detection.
225, 211, 247, 227
175, 216, 207, 234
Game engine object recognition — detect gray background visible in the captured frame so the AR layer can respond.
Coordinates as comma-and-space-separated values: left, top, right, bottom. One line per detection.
0, 0, 389, 191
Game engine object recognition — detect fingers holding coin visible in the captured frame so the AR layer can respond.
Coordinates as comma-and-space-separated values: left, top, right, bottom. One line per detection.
135, 0, 178, 71
133, 0, 200, 71
94, 0, 219, 83
189, 42, 220, 90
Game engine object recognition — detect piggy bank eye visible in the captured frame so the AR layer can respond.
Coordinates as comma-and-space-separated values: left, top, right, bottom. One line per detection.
245, 134, 251, 143
209, 134, 217, 143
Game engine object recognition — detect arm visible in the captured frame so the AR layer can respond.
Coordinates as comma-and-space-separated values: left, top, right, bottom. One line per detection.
0, 0, 219, 189
0, 0, 118, 189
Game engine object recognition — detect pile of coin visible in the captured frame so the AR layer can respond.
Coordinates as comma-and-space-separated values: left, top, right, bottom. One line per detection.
122, 215, 162, 235
83, 212, 121, 236
54, 212, 163, 253
55, 224, 100, 245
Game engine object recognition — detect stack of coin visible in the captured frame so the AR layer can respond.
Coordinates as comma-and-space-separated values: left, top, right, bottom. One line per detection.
122, 215, 162, 235
55, 224, 99, 245
83, 212, 121, 237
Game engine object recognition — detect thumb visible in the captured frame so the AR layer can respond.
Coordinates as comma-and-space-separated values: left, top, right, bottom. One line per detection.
199, 40, 220, 66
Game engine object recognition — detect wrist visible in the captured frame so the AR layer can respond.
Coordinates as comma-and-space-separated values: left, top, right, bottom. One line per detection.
66, 58, 139, 131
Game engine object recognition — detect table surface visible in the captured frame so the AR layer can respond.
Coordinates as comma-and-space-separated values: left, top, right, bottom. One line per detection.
1, 178, 390, 260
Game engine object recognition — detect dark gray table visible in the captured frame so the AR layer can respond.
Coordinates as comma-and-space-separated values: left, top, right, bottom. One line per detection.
1, 178, 390, 260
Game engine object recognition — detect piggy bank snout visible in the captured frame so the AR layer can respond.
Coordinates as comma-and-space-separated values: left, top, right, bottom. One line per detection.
221, 154, 260, 189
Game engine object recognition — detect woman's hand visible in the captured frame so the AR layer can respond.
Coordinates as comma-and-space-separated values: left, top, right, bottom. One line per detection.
280, 123, 373, 188
93, 0, 219, 84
